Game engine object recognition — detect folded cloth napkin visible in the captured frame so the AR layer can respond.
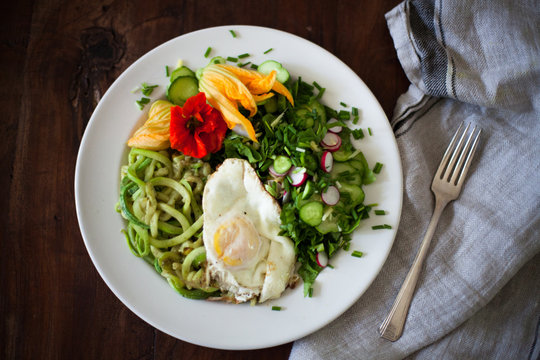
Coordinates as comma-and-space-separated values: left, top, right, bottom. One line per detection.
289, 1, 540, 359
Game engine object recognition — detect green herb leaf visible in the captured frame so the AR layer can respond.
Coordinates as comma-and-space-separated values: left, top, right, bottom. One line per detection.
136, 97, 151, 110
141, 83, 158, 96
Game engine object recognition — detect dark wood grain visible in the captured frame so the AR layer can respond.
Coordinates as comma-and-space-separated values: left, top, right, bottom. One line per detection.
1, 0, 408, 359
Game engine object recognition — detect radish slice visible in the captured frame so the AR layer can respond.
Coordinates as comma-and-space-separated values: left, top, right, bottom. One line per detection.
321, 151, 333, 173
327, 119, 343, 133
288, 166, 307, 187
321, 132, 342, 152
321, 185, 340, 206
269, 164, 287, 177
282, 190, 290, 203
316, 251, 328, 267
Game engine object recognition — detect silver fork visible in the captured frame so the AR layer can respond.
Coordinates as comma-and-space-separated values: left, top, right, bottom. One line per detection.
379, 122, 481, 342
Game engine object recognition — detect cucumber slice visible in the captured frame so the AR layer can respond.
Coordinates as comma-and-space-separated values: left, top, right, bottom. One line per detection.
294, 99, 327, 130
316, 214, 340, 234
295, 108, 312, 128
170, 66, 196, 82
351, 152, 376, 185
167, 76, 199, 105
301, 180, 316, 200
258, 60, 290, 83
349, 159, 365, 175
339, 183, 365, 205
273, 155, 292, 174
195, 56, 227, 80
209, 56, 226, 65
307, 99, 327, 123
331, 162, 362, 184
333, 147, 353, 162
299, 201, 324, 226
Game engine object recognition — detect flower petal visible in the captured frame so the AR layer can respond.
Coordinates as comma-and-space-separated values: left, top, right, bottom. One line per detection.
127, 100, 173, 150
252, 93, 275, 103
220, 64, 276, 94
170, 105, 203, 157
203, 67, 257, 117
200, 80, 258, 142
220, 64, 294, 105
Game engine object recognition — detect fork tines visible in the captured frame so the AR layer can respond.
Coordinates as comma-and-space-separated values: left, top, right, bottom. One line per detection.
436, 122, 481, 186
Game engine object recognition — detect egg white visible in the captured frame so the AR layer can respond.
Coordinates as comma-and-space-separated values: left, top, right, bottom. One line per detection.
202, 158, 296, 303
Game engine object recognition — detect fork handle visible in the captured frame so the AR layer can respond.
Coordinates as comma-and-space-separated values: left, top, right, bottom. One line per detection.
379, 197, 448, 341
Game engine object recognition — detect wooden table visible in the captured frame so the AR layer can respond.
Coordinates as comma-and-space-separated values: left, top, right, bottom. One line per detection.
2, 1, 408, 358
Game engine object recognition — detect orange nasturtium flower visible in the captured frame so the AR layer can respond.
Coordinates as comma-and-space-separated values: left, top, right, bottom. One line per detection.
198, 64, 294, 142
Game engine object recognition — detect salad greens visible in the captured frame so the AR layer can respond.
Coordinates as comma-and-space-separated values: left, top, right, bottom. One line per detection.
210, 69, 378, 296
131, 51, 384, 299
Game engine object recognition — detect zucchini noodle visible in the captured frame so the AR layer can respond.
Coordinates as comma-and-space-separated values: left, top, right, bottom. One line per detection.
117, 147, 218, 299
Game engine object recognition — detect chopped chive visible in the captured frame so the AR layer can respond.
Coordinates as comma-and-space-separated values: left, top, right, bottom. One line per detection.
229, 30, 237, 38
343, 242, 351, 251
204, 47, 212, 58
313, 81, 322, 90
237, 61, 251, 67
368, 127, 373, 136
373, 162, 383, 174
264, 48, 273, 54
352, 250, 363, 258
352, 107, 359, 116
353, 116, 359, 125
237, 53, 250, 58
352, 129, 364, 139
327, 264, 334, 269
136, 97, 151, 110
308, 287, 313, 298
165, 65, 169, 77
366, 203, 378, 207
315, 87, 326, 100
141, 83, 158, 96
372, 224, 392, 230
226, 56, 238, 62
272, 306, 282, 311
338, 110, 350, 120
250, 63, 259, 69
340, 101, 348, 107
374, 210, 386, 215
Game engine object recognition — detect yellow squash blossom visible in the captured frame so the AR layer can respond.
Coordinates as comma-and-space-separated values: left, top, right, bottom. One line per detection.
198, 64, 294, 142
127, 100, 173, 150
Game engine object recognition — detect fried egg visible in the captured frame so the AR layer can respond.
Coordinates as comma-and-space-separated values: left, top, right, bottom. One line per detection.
202, 158, 296, 303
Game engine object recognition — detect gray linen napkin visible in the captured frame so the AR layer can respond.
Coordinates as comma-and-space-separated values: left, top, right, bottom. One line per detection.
289, 1, 540, 359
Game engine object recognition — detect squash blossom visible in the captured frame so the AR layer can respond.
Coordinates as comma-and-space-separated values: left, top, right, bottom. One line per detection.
198, 64, 294, 142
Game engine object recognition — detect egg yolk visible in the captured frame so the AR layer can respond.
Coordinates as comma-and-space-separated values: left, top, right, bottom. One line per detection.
213, 216, 260, 267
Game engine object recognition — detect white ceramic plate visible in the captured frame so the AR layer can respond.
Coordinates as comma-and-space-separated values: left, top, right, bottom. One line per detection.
75, 25, 402, 350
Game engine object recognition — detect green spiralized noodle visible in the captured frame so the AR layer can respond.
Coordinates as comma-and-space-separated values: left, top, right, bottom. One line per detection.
157, 203, 190, 231
148, 177, 192, 220
182, 247, 206, 280
118, 148, 218, 299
